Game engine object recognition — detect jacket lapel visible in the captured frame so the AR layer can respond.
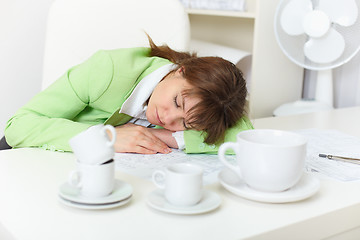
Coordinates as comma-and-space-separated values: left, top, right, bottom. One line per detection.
104, 109, 132, 126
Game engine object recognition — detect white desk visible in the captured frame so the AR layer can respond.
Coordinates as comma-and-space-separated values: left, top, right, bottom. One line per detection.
1, 107, 360, 240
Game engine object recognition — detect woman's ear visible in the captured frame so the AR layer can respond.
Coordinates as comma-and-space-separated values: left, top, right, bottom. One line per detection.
178, 66, 185, 75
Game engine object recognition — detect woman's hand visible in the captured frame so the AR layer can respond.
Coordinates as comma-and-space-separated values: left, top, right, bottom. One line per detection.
112, 123, 172, 154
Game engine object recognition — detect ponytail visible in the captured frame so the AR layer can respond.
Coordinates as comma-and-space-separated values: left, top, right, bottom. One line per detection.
146, 34, 197, 64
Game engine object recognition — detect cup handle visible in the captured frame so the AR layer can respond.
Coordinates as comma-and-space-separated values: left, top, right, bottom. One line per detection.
218, 142, 242, 176
68, 170, 82, 188
103, 125, 116, 147
152, 170, 166, 189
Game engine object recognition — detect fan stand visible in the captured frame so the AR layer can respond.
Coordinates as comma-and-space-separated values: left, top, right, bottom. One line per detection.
273, 69, 334, 116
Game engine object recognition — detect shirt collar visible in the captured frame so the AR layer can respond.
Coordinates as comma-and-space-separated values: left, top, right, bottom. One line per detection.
119, 64, 176, 119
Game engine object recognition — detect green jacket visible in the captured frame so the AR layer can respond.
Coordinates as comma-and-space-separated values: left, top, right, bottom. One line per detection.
5, 47, 253, 154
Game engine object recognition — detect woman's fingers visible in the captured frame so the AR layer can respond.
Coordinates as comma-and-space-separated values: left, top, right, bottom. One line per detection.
114, 124, 172, 154
128, 146, 159, 154
136, 136, 172, 154
126, 125, 170, 153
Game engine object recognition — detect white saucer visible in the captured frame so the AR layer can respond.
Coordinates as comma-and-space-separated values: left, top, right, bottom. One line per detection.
58, 195, 132, 210
58, 179, 133, 205
147, 190, 221, 215
218, 169, 320, 203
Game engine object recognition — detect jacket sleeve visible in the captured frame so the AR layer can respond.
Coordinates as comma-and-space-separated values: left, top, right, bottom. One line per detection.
4, 51, 113, 152
183, 116, 254, 154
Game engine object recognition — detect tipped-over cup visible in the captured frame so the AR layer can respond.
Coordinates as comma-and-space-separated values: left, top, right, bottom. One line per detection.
69, 124, 116, 165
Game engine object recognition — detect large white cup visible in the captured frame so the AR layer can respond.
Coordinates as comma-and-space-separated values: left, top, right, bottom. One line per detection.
68, 159, 115, 198
218, 129, 307, 192
69, 124, 116, 165
152, 163, 203, 206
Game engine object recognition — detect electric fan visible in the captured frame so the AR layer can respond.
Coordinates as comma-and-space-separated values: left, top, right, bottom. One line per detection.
273, 0, 360, 116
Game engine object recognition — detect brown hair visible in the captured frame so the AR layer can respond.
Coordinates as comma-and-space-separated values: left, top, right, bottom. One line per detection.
148, 37, 248, 144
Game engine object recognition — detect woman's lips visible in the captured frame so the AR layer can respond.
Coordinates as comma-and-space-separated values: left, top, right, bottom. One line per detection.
156, 109, 164, 125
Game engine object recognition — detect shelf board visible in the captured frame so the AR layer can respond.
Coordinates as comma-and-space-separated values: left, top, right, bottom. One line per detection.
186, 8, 256, 19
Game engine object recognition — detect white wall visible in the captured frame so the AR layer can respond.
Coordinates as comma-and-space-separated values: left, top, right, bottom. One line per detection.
1, 0, 359, 138
0, 0, 54, 136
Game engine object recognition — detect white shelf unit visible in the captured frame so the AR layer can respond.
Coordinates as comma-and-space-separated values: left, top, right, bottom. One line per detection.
186, 0, 304, 118
186, 8, 256, 19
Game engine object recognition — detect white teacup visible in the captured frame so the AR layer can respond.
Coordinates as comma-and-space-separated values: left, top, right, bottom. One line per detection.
69, 124, 116, 165
218, 129, 307, 192
68, 159, 115, 198
152, 163, 203, 206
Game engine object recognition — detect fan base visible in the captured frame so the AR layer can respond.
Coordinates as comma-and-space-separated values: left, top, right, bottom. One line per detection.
273, 100, 333, 116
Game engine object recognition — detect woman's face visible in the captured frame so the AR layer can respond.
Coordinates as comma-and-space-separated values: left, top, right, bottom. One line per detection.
146, 68, 200, 131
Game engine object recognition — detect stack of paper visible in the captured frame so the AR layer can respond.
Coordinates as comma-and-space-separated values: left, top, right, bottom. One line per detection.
180, 0, 246, 11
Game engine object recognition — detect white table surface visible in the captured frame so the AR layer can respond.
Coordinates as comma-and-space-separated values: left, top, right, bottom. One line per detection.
1, 107, 360, 240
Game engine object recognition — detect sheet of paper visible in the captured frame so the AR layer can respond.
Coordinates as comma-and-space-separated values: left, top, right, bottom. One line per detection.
115, 149, 235, 185
115, 129, 360, 183
294, 129, 360, 181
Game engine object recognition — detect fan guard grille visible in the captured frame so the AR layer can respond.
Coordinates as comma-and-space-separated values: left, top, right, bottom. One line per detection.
274, 0, 360, 70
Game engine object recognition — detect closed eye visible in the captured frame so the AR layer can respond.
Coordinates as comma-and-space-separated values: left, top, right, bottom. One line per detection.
183, 120, 190, 130
174, 95, 180, 108
175, 95, 190, 129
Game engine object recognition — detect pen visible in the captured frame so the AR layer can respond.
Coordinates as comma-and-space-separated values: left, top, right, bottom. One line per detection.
319, 153, 360, 165
319, 154, 360, 161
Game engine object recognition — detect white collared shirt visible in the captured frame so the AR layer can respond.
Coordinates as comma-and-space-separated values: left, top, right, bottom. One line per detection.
118, 64, 185, 149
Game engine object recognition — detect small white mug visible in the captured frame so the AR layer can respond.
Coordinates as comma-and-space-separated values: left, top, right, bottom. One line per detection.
152, 163, 203, 206
68, 159, 115, 198
218, 129, 307, 192
69, 124, 116, 165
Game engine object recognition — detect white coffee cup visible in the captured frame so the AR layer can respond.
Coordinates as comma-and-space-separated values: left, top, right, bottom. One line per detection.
68, 159, 115, 198
152, 163, 203, 206
69, 124, 116, 165
218, 129, 307, 192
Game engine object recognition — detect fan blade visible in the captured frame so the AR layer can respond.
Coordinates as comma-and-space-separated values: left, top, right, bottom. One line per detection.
280, 0, 313, 36
303, 10, 330, 38
319, 0, 358, 26
304, 28, 345, 64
